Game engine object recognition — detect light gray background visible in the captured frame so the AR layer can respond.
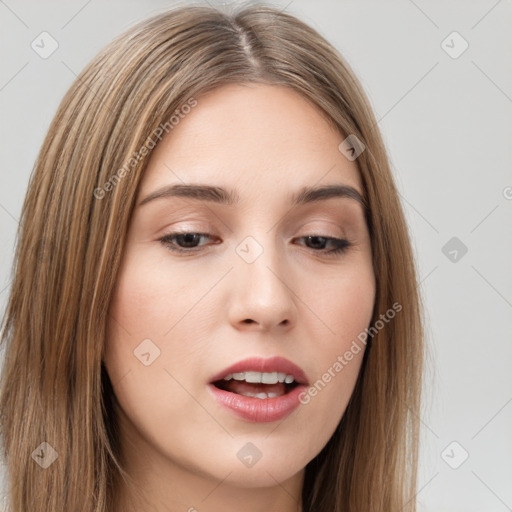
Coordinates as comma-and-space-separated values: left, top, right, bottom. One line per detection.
1, 1, 511, 510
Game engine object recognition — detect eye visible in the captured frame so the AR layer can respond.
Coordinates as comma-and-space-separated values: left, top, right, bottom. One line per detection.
294, 235, 352, 256
159, 231, 216, 253
159, 231, 351, 257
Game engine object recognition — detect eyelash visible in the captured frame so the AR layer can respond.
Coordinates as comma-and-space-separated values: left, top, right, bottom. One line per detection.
158, 231, 352, 257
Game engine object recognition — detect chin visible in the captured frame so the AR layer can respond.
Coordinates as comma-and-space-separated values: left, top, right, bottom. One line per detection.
213, 462, 305, 488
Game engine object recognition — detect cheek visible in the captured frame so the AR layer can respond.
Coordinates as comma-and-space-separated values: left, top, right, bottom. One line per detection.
317, 264, 374, 380
303, 259, 375, 340
103, 250, 216, 414
292, 261, 374, 437
106, 250, 208, 340
103, 264, 202, 449
103, 257, 167, 387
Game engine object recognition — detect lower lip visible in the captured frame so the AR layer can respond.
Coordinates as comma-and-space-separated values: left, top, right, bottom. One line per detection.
208, 383, 306, 423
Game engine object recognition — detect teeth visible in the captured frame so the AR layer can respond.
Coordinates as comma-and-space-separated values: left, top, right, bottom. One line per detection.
245, 371, 262, 383
223, 371, 296, 384
237, 391, 282, 399
261, 371, 278, 384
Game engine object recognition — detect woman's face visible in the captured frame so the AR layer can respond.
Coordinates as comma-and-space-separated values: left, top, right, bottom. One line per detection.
104, 83, 375, 499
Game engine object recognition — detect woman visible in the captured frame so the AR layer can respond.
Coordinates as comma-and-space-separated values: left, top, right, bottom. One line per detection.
0, 3, 424, 511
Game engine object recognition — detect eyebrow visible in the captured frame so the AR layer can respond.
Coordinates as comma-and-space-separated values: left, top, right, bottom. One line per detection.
137, 183, 367, 209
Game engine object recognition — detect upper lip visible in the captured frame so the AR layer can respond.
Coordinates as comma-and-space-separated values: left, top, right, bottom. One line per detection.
209, 356, 309, 385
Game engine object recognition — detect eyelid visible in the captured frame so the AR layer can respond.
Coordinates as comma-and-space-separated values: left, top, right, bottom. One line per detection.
297, 220, 347, 239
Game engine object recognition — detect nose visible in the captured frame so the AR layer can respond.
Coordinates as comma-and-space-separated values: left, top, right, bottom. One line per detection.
226, 239, 298, 332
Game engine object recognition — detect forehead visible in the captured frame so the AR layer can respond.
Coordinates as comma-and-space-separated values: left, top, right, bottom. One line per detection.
138, 83, 363, 199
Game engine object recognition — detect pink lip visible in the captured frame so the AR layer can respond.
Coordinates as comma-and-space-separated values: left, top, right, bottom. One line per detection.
208, 383, 307, 423
207, 356, 309, 423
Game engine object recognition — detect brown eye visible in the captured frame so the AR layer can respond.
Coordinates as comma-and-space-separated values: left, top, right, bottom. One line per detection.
295, 235, 351, 256
159, 232, 214, 253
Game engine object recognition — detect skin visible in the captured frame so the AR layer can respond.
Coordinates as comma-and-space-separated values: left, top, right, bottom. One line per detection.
104, 83, 376, 512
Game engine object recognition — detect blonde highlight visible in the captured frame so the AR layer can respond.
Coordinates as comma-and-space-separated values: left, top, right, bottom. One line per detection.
0, 3, 423, 511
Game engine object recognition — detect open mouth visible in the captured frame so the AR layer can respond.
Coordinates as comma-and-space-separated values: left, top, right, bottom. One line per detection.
212, 371, 300, 399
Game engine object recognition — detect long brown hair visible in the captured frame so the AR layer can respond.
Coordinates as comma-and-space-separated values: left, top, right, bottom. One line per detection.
0, 2, 423, 511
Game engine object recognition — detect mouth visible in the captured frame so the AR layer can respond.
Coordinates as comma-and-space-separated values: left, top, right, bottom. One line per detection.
208, 356, 308, 399
208, 356, 309, 422
211, 372, 300, 399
